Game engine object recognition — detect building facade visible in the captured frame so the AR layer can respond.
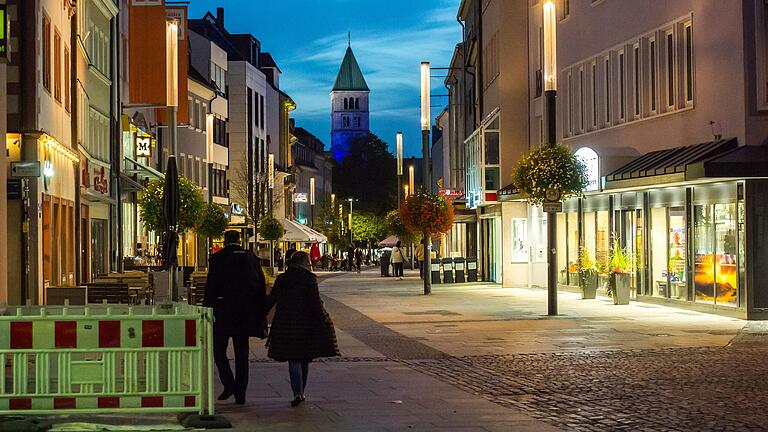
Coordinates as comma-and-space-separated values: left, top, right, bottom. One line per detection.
440, 0, 768, 318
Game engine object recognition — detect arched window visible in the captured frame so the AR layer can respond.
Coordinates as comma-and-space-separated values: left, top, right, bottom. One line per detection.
355, 98, 360, 110
343, 98, 348, 109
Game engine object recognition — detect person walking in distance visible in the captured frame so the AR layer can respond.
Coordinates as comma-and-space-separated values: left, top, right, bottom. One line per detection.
354, 244, 364, 273
391, 241, 406, 280
415, 239, 426, 280
204, 230, 267, 405
265, 251, 340, 406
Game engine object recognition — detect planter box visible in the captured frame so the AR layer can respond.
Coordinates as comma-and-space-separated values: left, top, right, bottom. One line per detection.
613, 273, 631, 305
580, 271, 598, 299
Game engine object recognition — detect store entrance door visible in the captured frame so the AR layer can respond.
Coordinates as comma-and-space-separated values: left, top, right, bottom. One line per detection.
91, 219, 108, 280
616, 209, 645, 299
481, 216, 502, 283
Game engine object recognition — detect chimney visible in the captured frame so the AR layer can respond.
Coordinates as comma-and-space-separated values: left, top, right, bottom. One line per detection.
216, 7, 224, 29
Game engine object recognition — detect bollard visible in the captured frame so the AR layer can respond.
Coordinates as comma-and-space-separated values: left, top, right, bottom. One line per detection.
467, 257, 478, 282
431, 259, 442, 284
442, 258, 454, 283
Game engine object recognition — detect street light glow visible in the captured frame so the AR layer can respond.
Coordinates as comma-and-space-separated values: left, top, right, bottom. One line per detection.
205, 113, 214, 161
165, 20, 179, 107
409, 165, 415, 195
268, 153, 275, 189
396, 132, 403, 176
420, 62, 431, 130
310, 177, 316, 205
543, 1, 557, 91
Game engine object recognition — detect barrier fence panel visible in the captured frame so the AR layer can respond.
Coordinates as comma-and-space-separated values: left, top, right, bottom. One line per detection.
0, 303, 215, 416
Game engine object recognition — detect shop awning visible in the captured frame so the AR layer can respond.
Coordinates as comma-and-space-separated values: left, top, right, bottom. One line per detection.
124, 156, 163, 182
280, 219, 328, 243
602, 138, 758, 189
378, 235, 400, 248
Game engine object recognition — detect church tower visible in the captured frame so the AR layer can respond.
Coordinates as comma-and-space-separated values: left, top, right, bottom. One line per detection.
330, 44, 370, 161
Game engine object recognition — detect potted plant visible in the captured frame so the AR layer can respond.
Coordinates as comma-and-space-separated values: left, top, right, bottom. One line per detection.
607, 238, 631, 305
578, 246, 598, 299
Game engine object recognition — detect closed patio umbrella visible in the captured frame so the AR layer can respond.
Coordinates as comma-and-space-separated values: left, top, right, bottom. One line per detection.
162, 155, 180, 300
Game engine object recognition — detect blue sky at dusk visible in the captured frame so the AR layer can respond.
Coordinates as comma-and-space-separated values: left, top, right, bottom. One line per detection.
188, 0, 461, 157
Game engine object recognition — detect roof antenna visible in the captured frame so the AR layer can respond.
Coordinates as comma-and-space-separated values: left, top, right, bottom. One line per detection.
348, 31, 351, 47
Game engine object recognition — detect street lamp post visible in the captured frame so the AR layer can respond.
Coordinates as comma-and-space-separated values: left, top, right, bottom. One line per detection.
310, 177, 316, 227
420, 61, 432, 295
166, 19, 179, 301
543, 0, 559, 316
347, 198, 354, 245
396, 132, 403, 208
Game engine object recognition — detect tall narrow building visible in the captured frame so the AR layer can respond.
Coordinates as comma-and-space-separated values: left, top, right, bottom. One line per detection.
330, 45, 370, 161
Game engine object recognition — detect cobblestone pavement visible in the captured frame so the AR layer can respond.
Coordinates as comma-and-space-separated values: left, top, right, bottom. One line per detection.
405, 345, 768, 432
319, 271, 768, 432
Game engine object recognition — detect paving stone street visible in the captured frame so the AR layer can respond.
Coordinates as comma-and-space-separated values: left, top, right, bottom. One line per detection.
308, 270, 768, 432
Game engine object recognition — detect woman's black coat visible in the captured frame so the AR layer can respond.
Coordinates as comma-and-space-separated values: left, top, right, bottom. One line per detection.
265, 265, 340, 361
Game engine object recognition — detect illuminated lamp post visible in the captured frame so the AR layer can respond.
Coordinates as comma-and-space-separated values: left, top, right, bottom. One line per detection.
396, 132, 403, 208
543, 0, 559, 316
420, 61, 432, 295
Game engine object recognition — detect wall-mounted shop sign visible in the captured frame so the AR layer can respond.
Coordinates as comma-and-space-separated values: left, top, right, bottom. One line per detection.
135, 136, 152, 157
293, 193, 309, 203
93, 167, 109, 194
441, 188, 464, 198
574, 147, 600, 192
230, 203, 244, 215
0, 5, 8, 62
10, 161, 41, 178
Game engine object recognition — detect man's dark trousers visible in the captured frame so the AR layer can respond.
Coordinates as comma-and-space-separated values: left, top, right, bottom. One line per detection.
213, 329, 250, 396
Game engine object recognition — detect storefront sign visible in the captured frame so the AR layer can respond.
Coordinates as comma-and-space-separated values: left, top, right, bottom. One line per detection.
231, 203, 244, 215
441, 188, 464, 198
93, 167, 109, 194
293, 193, 308, 203
10, 161, 41, 178
574, 147, 600, 192
135, 136, 152, 157
81, 157, 90, 187
43, 160, 55, 177
0, 5, 8, 62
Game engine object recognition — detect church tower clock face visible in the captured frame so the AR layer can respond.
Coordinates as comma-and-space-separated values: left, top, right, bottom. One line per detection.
330, 41, 370, 162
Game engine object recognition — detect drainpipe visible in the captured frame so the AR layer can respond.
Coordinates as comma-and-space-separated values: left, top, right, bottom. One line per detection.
72, 6, 81, 284
476, 0, 484, 124
110, 14, 124, 273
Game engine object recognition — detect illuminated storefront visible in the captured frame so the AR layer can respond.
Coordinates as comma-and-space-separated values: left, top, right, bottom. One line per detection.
556, 138, 768, 319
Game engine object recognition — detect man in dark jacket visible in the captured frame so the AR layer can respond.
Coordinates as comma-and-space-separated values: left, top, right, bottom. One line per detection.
204, 230, 267, 405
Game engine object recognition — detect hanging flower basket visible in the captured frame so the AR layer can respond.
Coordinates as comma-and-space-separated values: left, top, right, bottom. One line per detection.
512, 144, 588, 204
400, 191, 454, 235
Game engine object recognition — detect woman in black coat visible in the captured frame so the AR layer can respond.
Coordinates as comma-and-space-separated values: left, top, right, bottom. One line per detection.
265, 251, 340, 406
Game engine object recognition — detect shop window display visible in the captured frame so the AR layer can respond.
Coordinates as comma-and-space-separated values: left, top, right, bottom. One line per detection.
650, 207, 667, 298
567, 212, 579, 285
694, 203, 737, 306
668, 208, 687, 299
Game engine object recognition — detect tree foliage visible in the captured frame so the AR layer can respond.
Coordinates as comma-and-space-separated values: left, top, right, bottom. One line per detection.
400, 191, 454, 235
138, 176, 205, 234
317, 195, 348, 249
332, 133, 397, 215
351, 212, 387, 245
512, 144, 587, 204
259, 216, 284, 242
196, 203, 228, 239
385, 210, 420, 246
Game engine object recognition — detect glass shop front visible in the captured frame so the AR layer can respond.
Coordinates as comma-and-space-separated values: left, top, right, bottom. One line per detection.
557, 181, 749, 315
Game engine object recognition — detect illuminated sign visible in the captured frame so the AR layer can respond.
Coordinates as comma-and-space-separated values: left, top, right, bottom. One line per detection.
0, 5, 8, 62
231, 203, 244, 215
441, 188, 464, 198
293, 193, 309, 203
43, 160, 55, 177
135, 136, 152, 157
574, 147, 600, 192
